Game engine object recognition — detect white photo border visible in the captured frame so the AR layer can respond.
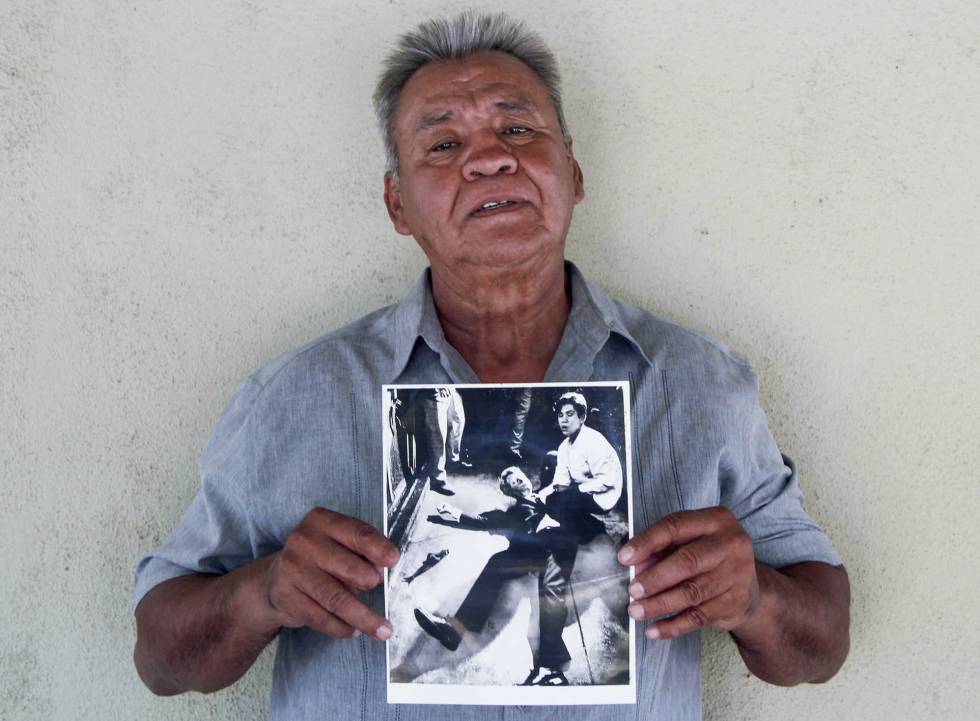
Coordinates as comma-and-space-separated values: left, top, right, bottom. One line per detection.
381, 381, 636, 706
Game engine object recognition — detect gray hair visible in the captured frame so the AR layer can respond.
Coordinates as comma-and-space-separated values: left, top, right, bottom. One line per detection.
373, 11, 569, 176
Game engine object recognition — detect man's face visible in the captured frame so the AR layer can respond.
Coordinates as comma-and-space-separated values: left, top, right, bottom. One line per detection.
502, 471, 532, 498
383, 51, 585, 271
557, 404, 583, 437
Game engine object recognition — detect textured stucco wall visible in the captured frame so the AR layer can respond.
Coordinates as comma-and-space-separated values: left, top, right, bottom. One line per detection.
2, 1, 978, 719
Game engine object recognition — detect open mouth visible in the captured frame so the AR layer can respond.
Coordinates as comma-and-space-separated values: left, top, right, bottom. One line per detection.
469, 199, 526, 217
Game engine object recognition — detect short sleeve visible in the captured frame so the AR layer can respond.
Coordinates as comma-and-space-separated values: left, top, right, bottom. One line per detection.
719, 364, 843, 569
132, 377, 268, 610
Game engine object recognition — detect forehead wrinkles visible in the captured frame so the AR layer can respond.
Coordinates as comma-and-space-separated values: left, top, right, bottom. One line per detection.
420, 81, 538, 124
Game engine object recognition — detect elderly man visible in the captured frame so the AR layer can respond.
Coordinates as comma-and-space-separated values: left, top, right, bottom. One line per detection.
133, 11, 849, 721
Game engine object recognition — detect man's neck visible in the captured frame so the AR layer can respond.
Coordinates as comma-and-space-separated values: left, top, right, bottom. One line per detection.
430, 257, 570, 383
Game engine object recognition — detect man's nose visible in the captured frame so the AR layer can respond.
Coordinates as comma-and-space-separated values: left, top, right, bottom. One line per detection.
462, 133, 518, 180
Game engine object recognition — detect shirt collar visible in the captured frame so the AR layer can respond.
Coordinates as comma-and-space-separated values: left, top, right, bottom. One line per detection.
386, 261, 652, 382
386, 268, 443, 380
565, 261, 653, 367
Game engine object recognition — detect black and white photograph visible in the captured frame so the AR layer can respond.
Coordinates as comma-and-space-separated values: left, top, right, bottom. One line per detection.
383, 382, 635, 705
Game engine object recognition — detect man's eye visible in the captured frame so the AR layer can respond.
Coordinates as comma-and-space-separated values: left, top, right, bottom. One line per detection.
505, 127, 530, 135
431, 141, 458, 152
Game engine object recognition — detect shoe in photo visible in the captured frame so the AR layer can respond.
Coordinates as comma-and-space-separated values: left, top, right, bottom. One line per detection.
414, 607, 462, 651
428, 479, 456, 496
520, 666, 569, 686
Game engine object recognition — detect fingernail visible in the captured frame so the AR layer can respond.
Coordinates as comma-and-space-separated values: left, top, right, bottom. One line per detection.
646, 626, 661, 640
628, 582, 643, 598
352, 629, 362, 637
628, 603, 644, 620
618, 546, 635, 563
376, 624, 392, 640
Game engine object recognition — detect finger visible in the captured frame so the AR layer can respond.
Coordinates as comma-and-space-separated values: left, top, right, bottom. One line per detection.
288, 588, 359, 638
308, 507, 400, 567
644, 594, 730, 640
304, 571, 393, 640
284, 528, 382, 591
630, 549, 671, 579
310, 536, 386, 591
629, 536, 728, 599
619, 509, 728, 566
628, 571, 733, 623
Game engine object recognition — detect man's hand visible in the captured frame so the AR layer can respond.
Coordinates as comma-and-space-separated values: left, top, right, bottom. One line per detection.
262, 507, 400, 641
539, 481, 569, 502
434, 503, 462, 522
618, 507, 758, 639
618, 506, 851, 686
134, 507, 399, 696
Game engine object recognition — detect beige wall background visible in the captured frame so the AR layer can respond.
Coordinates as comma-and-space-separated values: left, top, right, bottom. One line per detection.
2, 1, 978, 719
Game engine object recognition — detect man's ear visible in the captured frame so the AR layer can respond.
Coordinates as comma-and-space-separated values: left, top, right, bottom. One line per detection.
384, 172, 413, 236
565, 138, 586, 204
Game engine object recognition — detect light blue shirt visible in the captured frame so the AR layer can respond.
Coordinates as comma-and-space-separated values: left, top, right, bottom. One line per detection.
134, 262, 841, 721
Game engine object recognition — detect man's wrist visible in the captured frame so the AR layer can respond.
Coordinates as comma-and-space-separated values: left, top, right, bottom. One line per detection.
728, 562, 777, 652
233, 554, 285, 640
726, 562, 850, 685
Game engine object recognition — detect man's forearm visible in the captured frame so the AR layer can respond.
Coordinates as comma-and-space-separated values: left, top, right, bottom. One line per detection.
730, 561, 850, 686
133, 555, 281, 695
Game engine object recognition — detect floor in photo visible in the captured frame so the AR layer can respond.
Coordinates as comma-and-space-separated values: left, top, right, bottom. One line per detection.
387, 467, 630, 687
